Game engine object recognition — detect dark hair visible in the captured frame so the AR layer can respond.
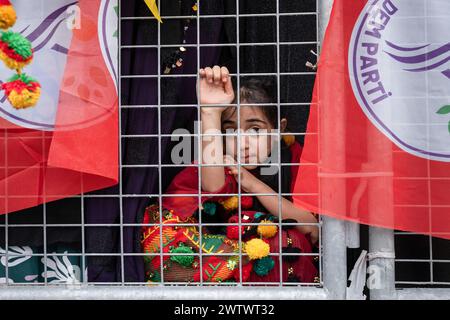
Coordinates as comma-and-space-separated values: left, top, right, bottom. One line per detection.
232, 77, 283, 128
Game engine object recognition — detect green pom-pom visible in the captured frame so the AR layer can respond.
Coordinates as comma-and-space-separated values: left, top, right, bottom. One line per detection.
203, 202, 217, 216
7, 73, 38, 84
1, 31, 33, 59
254, 256, 275, 276
170, 243, 194, 267
254, 212, 265, 220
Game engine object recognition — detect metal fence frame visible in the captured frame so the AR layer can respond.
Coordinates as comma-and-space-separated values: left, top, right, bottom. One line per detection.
1, 0, 449, 300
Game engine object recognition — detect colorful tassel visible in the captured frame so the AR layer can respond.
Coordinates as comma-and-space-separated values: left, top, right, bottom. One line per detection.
202, 202, 217, 216
282, 134, 296, 147
244, 238, 270, 260
257, 219, 278, 239
0, 0, 16, 30
169, 243, 195, 267
253, 256, 275, 276
240, 196, 253, 209
220, 196, 238, 211
221, 195, 253, 211
226, 215, 245, 240
226, 225, 244, 240
233, 261, 253, 282
1, 73, 41, 109
0, 30, 33, 70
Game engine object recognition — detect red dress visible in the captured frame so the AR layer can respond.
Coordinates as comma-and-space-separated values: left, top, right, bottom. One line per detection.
141, 141, 318, 284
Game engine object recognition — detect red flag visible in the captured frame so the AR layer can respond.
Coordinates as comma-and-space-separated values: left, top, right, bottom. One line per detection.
0, 0, 118, 214
293, 0, 450, 239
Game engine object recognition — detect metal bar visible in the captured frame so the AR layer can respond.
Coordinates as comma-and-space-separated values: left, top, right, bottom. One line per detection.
345, 222, 360, 249
322, 217, 347, 299
121, 42, 319, 48
0, 286, 329, 300
118, 0, 125, 285
196, 0, 204, 286
120, 72, 316, 78
121, 12, 317, 20
395, 288, 450, 300
369, 227, 396, 300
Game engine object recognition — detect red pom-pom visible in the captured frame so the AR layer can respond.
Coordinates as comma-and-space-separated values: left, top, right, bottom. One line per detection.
226, 225, 244, 240
233, 262, 253, 282
227, 215, 245, 240
240, 196, 253, 209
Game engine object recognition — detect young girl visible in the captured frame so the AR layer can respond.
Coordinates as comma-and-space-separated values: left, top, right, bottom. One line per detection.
141, 66, 318, 284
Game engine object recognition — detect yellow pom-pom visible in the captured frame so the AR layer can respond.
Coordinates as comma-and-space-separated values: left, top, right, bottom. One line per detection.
0, 5, 17, 30
221, 196, 239, 211
7, 87, 41, 109
244, 238, 270, 260
282, 134, 295, 147
0, 49, 32, 70
257, 220, 278, 238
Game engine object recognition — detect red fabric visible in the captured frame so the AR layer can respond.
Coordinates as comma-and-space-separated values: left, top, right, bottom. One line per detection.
0, 0, 118, 214
162, 163, 237, 220
292, 0, 450, 239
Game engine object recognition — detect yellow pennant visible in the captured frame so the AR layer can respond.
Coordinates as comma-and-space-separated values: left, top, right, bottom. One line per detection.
144, 0, 163, 23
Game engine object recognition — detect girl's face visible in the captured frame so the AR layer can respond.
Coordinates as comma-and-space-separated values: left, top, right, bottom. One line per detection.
221, 106, 286, 170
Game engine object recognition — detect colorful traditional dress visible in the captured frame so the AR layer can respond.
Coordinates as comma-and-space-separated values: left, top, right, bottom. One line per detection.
141, 141, 318, 283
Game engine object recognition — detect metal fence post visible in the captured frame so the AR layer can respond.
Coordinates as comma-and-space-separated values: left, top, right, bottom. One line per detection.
317, 0, 348, 300
369, 227, 396, 299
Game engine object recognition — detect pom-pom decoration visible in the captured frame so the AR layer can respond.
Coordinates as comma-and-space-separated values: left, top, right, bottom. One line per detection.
240, 196, 253, 209
257, 219, 278, 239
282, 134, 296, 147
244, 238, 270, 260
220, 196, 238, 211
0, 31, 33, 70
0, 2, 41, 110
0, 0, 16, 30
226, 225, 244, 240
233, 261, 253, 282
202, 202, 216, 216
220, 195, 253, 211
169, 243, 195, 267
253, 256, 275, 276
226, 215, 245, 240
1, 73, 41, 109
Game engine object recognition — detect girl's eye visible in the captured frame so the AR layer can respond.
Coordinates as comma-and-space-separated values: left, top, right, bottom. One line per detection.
248, 127, 260, 133
223, 127, 236, 132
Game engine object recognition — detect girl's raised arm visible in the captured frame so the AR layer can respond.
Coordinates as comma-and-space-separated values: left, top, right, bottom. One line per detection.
198, 66, 234, 192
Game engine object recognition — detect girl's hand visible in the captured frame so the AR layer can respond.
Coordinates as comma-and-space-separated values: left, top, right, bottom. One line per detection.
299, 225, 319, 246
225, 156, 262, 193
199, 66, 234, 113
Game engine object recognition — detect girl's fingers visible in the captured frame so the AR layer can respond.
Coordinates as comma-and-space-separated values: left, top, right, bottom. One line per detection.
220, 67, 234, 96
204, 67, 213, 83
224, 77, 234, 96
212, 65, 221, 84
199, 68, 206, 78
220, 66, 229, 82
223, 154, 235, 165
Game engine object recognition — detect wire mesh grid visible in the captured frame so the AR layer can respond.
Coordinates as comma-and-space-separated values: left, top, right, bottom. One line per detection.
0, 0, 324, 289
1, 0, 447, 299
129, 0, 322, 287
